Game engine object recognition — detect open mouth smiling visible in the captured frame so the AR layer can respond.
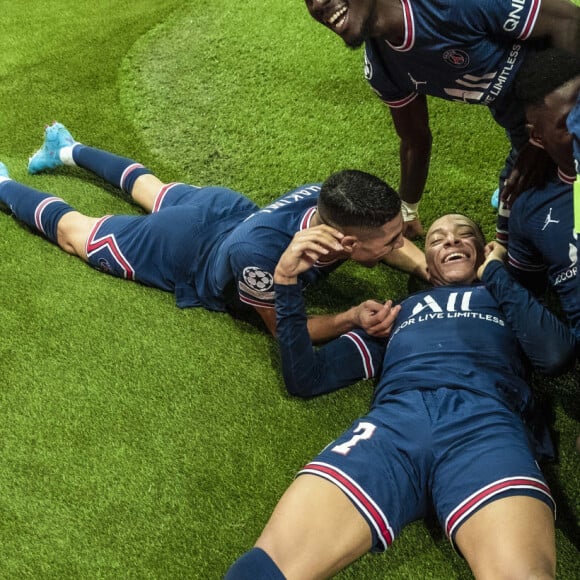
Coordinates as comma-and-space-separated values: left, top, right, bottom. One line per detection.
443, 252, 469, 263
325, 3, 348, 30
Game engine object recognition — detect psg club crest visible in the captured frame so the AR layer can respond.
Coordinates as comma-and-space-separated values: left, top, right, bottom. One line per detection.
98, 258, 112, 273
243, 266, 274, 292
442, 49, 470, 69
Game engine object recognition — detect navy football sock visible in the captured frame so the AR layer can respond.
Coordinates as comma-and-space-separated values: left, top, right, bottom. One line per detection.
72, 145, 152, 194
224, 548, 285, 579
0, 180, 74, 243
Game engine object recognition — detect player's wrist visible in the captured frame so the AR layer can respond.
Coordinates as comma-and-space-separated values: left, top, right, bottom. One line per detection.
401, 200, 420, 222
478, 256, 502, 280
273, 269, 298, 285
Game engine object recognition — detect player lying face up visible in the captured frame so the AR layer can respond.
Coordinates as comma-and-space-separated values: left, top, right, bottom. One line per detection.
226, 212, 575, 578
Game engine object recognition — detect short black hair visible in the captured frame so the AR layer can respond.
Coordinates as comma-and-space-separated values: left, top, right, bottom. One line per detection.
318, 169, 401, 229
514, 47, 580, 108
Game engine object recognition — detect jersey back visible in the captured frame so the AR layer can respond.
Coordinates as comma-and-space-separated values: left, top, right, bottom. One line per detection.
208, 184, 344, 312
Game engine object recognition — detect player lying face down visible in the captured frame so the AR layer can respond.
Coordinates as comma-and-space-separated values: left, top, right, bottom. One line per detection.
0, 120, 426, 345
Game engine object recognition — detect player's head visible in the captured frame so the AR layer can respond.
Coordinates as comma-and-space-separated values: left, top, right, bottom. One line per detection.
304, 0, 382, 48
515, 47, 580, 176
424, 214, 486, 287
318, 169, 404, 267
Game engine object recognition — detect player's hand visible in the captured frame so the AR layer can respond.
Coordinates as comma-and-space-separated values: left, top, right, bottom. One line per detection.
477, 241, 507, 280
501, 143, 555, 209
353, 299, 401, 338
274, 225, 344, 284
403, 218, 424, 240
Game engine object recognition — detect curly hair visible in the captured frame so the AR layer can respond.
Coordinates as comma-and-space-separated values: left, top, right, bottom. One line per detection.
514, 47, 580, 108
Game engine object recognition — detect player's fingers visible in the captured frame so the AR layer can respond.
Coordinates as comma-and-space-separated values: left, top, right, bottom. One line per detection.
293, 229, 344, 252
365, 303, 401, 336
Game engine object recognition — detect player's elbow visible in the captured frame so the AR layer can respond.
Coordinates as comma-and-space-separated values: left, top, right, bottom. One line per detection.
537, 345, 576, 377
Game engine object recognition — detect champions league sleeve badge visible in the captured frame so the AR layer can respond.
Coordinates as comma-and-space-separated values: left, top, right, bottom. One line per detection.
242, 266, 274, 292
238, 266, 276, 306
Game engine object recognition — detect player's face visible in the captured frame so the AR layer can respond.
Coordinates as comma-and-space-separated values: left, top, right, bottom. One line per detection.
528, 75, 580, 176
425, 215, 485, 287
348, 213, 404, 267
304, 0, 382, 48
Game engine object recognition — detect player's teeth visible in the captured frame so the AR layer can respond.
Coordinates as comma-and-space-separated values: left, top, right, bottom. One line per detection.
328, 6, 347, 25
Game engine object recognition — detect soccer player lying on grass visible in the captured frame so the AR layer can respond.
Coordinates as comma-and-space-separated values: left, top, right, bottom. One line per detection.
0, 123, 426, 343
507, 47, 580, 356
225, 214, 576, 579
304, 0, 580, 242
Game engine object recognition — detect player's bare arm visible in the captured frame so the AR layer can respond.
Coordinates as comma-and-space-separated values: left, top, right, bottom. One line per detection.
389, 96, 432, 239
501, 143, 555, 207
531, 0, 580, 53
382, 237, 428, 280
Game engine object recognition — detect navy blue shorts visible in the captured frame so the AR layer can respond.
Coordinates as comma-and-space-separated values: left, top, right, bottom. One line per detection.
84, 183, 258, 291
298, 388, 554, 552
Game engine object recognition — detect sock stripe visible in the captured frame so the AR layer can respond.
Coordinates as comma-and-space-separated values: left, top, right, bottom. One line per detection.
119, 163, 145, 192
34, 197, 64, 235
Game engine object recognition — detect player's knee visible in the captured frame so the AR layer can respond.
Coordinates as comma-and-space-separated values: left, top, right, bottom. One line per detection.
56, 212, 92, 257
470, 551, 555, 580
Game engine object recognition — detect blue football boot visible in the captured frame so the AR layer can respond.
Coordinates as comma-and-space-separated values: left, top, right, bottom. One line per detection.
28, 122, 75, 174
0, 161, 9, 178
490, 187, 499, 209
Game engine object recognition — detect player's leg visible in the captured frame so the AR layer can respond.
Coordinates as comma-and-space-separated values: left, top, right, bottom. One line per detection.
432, 389, 556, 580
28, 122, 165, 213
228, 401, 429, 579
227, 474, 372, 579
455, 496, 555, 580
0, 167, 96, 260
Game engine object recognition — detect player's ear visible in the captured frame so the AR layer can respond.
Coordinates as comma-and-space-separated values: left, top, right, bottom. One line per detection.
341, 235, 357, 254
526, 123, 544, 149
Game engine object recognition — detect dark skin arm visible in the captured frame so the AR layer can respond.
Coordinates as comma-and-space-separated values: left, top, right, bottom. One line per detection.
531, 0, 580, 52
389, 95, 432, 239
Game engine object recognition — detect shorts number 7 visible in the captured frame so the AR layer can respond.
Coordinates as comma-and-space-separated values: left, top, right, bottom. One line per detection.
331, 421, 376, 456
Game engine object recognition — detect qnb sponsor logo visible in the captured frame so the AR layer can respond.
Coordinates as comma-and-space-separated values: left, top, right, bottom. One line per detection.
503, 0, 526, 32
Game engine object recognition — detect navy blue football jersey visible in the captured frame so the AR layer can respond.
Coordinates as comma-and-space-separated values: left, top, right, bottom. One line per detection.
209, 183, 344, 312
277, 262, 575, 411
508, 170, 579, 344
364, 0, 539, 131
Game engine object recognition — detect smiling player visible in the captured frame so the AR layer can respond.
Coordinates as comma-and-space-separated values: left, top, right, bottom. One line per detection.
303, 0, 580, 241
226, 212, 576, 578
